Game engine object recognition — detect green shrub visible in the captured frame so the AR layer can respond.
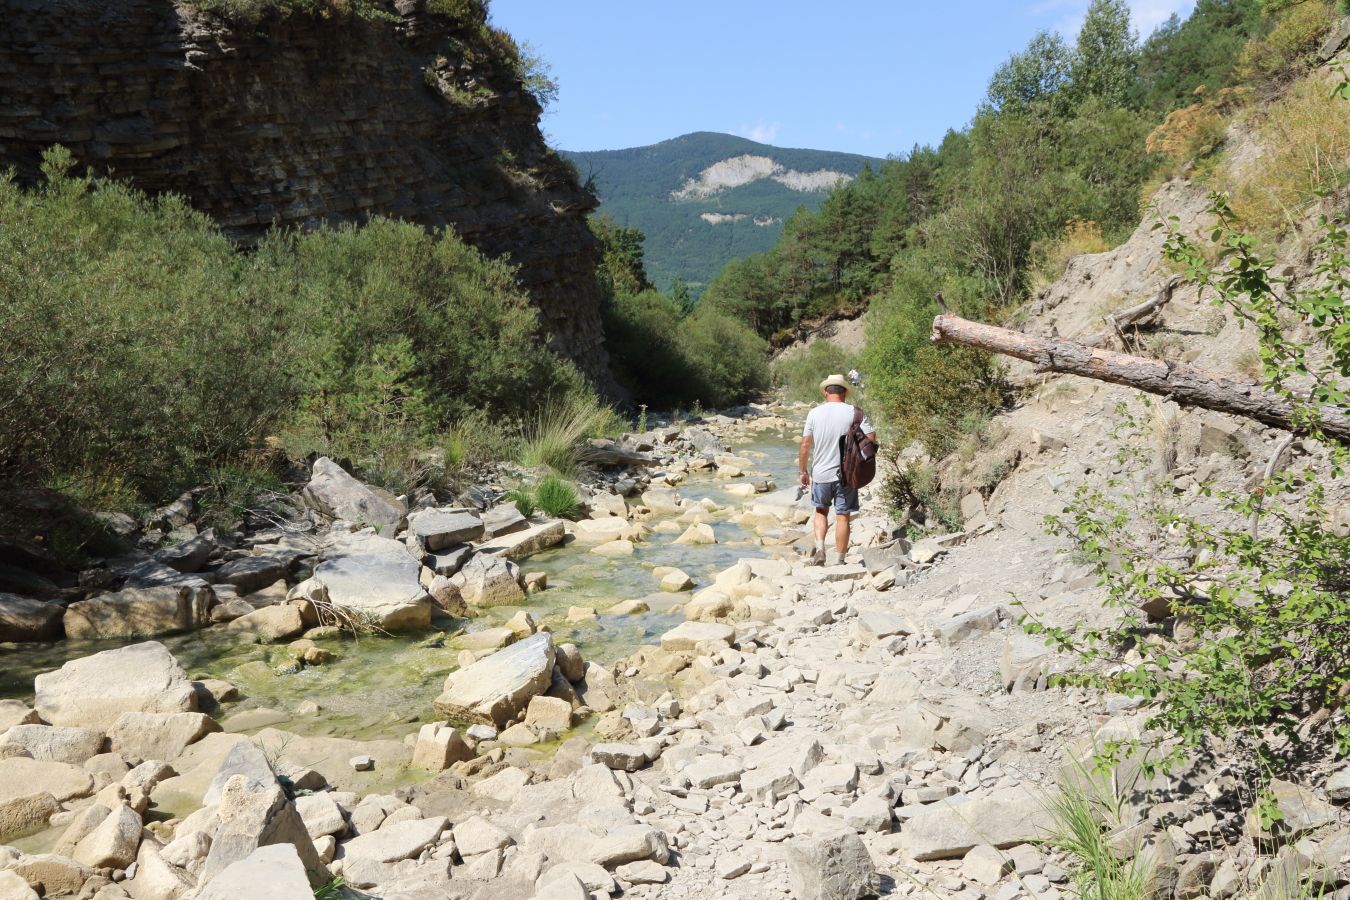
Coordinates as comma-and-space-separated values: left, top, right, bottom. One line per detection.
772, 341, 858, 404
533, 474, 579, 519
602, 290, 770, 408
0, 148, 298, 500
679, 307, 771, 407
0, 147, 588, 517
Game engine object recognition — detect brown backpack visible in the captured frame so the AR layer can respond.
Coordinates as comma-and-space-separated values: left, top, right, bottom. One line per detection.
839, 407, 878, 489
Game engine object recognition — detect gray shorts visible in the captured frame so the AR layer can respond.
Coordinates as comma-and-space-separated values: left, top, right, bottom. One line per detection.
811, 480, 859, 515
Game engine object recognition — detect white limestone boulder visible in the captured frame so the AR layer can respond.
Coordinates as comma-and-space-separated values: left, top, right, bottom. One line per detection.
34, 641, 196, 730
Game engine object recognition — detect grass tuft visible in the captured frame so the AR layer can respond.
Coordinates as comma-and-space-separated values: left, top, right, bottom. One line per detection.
1048, 765, 1156, 900
519, 394, 622, 477
533, 474, 580, 519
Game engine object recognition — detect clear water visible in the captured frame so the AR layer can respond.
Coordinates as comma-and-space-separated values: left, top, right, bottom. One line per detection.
0, 430, 803, 743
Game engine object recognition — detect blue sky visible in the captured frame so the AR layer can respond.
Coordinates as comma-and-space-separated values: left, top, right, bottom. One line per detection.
490, 0, 1194, 158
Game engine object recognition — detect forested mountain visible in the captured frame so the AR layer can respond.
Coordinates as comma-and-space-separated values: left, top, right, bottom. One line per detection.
564, 132, 881, 292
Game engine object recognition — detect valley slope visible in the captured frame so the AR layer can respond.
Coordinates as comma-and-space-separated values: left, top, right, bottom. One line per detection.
565, 132, 882, 293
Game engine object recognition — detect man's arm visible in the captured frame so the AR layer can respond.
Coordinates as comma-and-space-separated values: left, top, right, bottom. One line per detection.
798, 435, 813, 486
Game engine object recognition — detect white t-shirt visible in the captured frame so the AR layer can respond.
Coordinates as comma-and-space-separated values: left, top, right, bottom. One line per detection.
802, 402, 874, 483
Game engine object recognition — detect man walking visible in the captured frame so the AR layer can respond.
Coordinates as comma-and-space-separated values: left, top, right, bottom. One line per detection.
799, 374, 877, 566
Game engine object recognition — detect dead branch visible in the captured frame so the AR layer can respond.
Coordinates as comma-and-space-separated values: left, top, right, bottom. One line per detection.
1080, 276, 1181, 349
930, 313, 1350, 444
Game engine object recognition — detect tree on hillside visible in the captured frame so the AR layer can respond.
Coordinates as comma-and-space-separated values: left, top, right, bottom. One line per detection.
1070, 0, 1140, 107
985, 30, 1074, 115
590, 214, 651, 298
1133, 0, 1265, 113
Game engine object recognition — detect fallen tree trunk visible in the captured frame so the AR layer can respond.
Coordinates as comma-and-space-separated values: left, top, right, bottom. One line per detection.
930, 313, 1350, 444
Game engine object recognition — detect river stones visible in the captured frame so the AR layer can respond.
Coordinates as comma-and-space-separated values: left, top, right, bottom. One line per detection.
295, 533, 431, 631
34, 641, 197, 730
63, 583, 214, 640
0, 593, 65, 642
434, 632, 556, 727
302, 456, 405, 528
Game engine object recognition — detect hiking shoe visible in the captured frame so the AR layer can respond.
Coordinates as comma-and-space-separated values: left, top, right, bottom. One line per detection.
828, 550, 845, 567
808, 547, 826, 567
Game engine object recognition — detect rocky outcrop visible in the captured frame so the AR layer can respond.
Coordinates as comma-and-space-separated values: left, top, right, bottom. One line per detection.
0, 0, 610, 381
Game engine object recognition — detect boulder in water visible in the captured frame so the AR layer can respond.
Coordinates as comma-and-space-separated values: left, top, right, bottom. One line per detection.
434, 632, 555, 727
294, 533, 431, 631
63, 583, 213, 640
34, 641, 197, 730
0, 593, 65, 642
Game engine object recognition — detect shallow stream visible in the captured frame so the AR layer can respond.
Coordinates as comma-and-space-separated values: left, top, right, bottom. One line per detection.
0, 431, 803, 747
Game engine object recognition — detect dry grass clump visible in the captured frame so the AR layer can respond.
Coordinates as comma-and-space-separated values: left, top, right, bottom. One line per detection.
1226, 75, 1350, 237
1030, 219, 1112, 294
1145, 86, 1249, 168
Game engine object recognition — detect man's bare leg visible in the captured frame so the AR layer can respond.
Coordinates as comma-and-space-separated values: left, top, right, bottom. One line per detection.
834, 513, 851, 563
810, 508, 829, 565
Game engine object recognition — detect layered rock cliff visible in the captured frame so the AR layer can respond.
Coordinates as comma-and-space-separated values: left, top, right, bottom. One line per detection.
0, 0, 610, 381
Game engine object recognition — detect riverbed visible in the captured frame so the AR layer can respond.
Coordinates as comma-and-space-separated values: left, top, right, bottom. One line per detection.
0, 432, 802, 747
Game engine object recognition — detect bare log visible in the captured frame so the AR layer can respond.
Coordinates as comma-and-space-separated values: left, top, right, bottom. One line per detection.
1080, 276, 1180, 349
930, 313, 1350, 444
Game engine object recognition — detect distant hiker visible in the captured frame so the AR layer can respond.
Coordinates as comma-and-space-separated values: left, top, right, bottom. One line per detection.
799, 374, 878, 567
848, 368, 861, 387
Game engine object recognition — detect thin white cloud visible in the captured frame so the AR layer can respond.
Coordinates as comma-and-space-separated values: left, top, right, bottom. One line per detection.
738, 121, 781, 144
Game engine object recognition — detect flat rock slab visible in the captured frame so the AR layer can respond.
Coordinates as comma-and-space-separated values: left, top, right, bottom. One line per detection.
215, 556, 288, 594
0, 725, 104, 765
197, 843, 314, 900
802, 564, 869, 583
407, 508, 484, 550
34, 641, 196, 730
481, 502, 528, 538
660, 621, 735, 652
899, 786, 1055, 860
249, 728, 412, 794
0, 757, 94, 803
340, 815, 446, 863
307, 533, 430, 632
477, 520, 566, 560
852, 610, 915, 644
108, 711, 221, 761
435, 632, 555, 727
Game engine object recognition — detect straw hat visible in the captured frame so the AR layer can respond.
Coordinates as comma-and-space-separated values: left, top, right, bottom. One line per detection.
819, 374, 850, 392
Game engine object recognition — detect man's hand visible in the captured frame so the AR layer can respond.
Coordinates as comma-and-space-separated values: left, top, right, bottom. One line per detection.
799, 472, 810, 488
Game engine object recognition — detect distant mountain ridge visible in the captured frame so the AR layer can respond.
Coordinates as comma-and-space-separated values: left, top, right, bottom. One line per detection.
564, 132, 883, 293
